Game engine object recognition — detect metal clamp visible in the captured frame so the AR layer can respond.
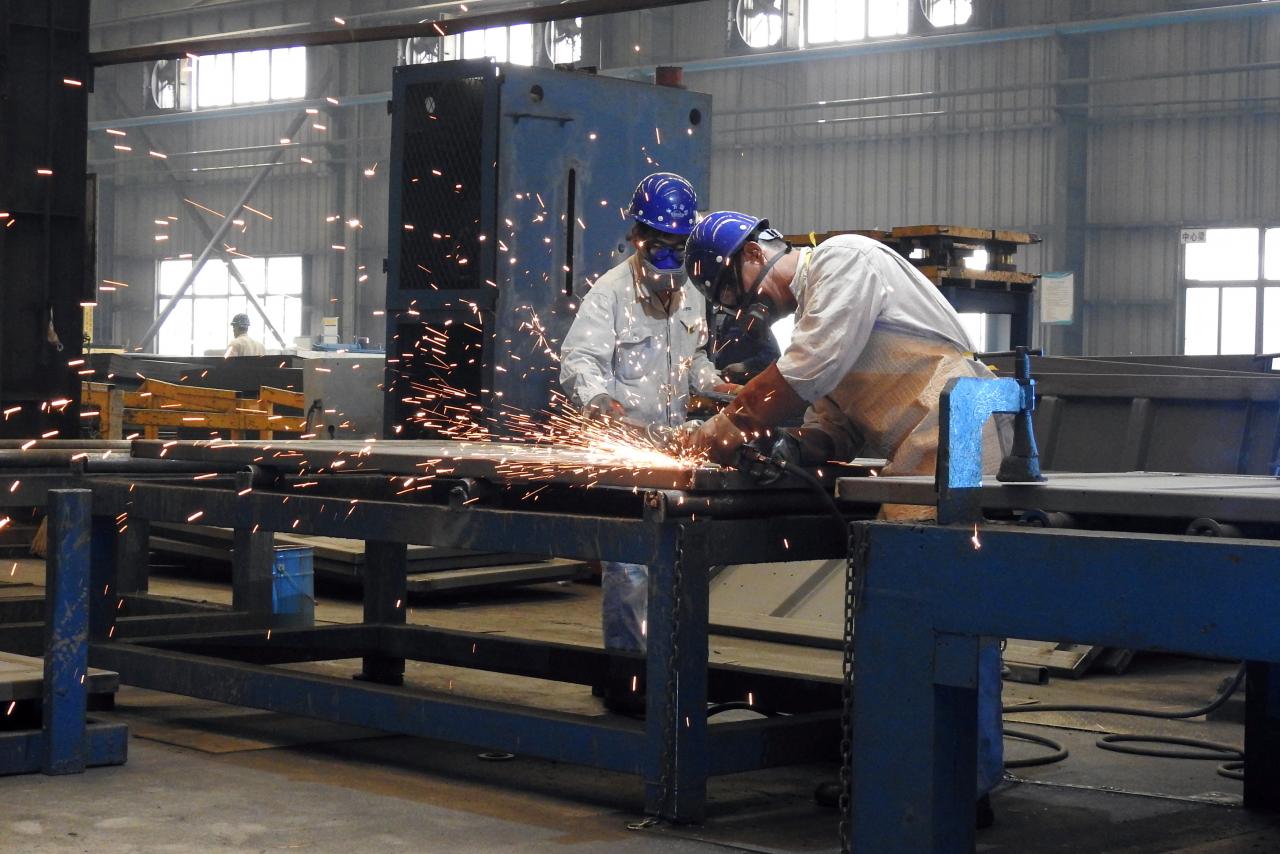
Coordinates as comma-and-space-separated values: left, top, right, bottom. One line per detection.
937, 346, 1045, 524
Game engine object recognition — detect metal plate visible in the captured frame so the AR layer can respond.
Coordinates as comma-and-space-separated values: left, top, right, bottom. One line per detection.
130, 439, 770, 492
837, 471, 1280, 524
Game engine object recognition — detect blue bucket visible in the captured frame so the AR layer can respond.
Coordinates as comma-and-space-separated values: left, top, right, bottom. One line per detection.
271, 546, 314, 627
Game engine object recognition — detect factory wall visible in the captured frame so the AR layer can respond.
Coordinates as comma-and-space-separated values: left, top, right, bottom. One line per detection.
86, 1, 1280, 359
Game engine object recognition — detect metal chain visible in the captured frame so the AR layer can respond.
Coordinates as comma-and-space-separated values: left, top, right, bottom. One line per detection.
658, 533, 685, 820
838, 521, 856, 854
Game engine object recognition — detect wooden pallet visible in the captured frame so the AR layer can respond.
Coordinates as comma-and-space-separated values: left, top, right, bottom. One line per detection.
915, 266, 1040, 288
83, 378, 307, 440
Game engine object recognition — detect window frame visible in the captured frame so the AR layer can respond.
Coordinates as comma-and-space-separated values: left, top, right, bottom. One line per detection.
803, 0, 911, 47
154, 256, 306, 356
1178, 226, 1280, 356
190, 46, 307, 111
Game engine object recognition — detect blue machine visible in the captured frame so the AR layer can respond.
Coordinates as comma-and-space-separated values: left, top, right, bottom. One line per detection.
382, 60, 712, 437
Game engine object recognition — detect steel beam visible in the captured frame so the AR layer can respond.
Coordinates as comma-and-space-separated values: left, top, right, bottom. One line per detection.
90, 642, 652, 773
90, 0, 708, 67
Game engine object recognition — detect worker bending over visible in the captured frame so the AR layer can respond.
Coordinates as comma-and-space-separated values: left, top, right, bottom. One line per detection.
684, 212, 1008, 824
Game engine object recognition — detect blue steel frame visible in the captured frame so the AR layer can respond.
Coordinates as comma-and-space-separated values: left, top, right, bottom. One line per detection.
847, 522, 1280, 853
0, 489, 127, 777
77, 477, 846, 822
846, 373, 1280, 852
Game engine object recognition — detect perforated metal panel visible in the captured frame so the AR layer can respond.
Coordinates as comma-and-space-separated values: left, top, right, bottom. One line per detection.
397, 77, 490, 293
383, 61, 711, 439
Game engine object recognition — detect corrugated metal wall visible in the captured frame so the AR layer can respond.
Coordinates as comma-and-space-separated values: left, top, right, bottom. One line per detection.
88, 1, 1280, 358
1085, 17, 1280, 354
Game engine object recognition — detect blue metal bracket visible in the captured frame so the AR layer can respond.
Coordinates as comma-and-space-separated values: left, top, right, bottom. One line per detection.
937, 347, 1045, 523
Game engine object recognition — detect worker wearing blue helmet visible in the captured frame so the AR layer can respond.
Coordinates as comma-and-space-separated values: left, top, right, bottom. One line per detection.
685, 211, 1010, 824
559, 173, 731, 714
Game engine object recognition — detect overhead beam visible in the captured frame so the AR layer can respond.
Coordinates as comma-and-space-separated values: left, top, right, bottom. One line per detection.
90, 0, 705, 67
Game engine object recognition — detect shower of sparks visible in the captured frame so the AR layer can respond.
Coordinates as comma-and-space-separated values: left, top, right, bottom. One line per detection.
971, 524, 982, 550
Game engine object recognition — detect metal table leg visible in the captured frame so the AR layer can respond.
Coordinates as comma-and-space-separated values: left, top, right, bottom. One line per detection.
115, 518, 150, 595
1245, 661, 1280, 810
232, 528, 275, 617
89, 515, 118, 641
358, 540, 407, 686
644, 526, 710, 823
43, 489, 91, 774
849, 543, 978, 853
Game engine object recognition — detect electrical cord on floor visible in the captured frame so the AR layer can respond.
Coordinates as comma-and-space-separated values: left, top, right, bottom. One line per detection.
1002, 728, 1070, 768
1001, 663, 1246, 779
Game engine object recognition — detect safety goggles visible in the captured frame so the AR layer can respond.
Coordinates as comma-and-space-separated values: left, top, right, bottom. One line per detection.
642, 239, 686, 271
705, 227, 789, 309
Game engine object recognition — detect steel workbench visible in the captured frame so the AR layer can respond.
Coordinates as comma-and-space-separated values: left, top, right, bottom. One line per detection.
43, 439, 854, 823
837, 471, 1280, 853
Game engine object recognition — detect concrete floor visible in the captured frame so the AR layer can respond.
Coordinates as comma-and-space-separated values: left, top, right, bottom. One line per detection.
3, 557, 1280, 852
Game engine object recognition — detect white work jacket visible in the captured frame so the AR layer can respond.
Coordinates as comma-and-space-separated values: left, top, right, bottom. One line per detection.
778, 235, 1009, 478
560, 255, 721, 428
225, 335, 266, 357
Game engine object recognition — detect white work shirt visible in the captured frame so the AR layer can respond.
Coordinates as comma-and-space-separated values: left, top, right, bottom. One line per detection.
559, 255, 721, 428
778, 234, 1005, 474
225, 334, 266, 357
778, 234, 976, 404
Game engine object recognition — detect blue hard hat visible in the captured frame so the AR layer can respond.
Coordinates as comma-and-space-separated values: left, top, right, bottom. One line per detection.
684, 210, 765, 300
629, 173, 698, 235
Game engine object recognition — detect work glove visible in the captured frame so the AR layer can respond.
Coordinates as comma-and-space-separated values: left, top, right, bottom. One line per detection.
585, 393, 627, 421
711, 381, 744, 396
686, 412, 753, 466
739, 432, 804, 486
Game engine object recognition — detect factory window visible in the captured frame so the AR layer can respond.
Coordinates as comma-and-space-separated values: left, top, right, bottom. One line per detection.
805, 0, 909, 45
449, 24, 536, 65
546, 18, 584, 65
192, 47, 306, 109
1180, 227, 1280, 356
736, 0, 785, 49
155, 257, 304, 356
922, 0, 974, 28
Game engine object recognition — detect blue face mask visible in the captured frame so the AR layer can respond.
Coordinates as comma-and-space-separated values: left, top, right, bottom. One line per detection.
643, 241, 686, 271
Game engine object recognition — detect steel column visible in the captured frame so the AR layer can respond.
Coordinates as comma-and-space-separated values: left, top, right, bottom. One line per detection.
231, 528, 274, 616
115, 517, 149, 595
42, 489, 91, 774
88, 515, 116, 642
358, 540, 407, 686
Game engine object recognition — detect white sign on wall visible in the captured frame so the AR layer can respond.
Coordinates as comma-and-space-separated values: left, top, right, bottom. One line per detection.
1040, 272, 1075, 325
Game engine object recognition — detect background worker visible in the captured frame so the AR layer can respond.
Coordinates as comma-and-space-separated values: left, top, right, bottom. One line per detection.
559, 172, 729, 714
225, 313, 266, 357
683, 211, 1010, 824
